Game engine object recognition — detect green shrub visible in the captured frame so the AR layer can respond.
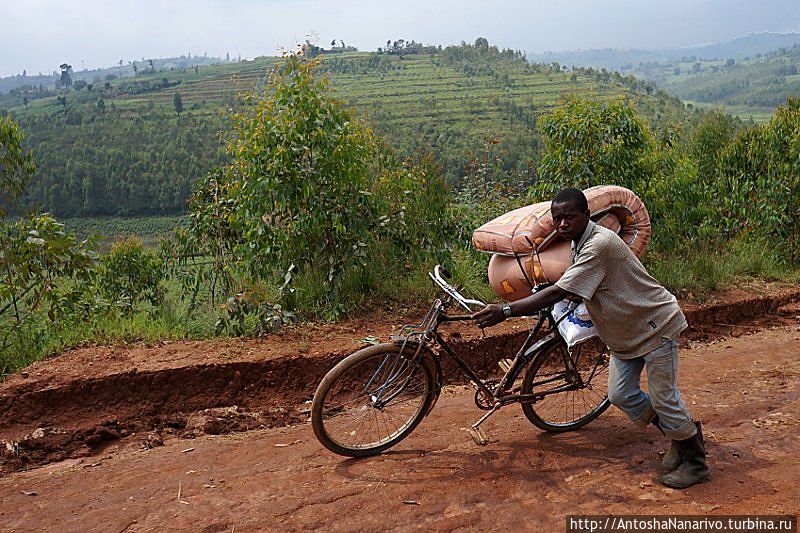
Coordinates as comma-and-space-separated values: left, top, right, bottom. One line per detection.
96, 237, 164, 314
0, 214, 97, 374
535, 96, 656, 197
173, 51, 454, 322
718, 98, 800, 264
0, 114, 36, 215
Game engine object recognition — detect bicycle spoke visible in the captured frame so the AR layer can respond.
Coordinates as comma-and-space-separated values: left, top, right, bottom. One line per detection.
314, 346, 432, 453
335, 405, 374, 440
323, 376, 426, 412
522, 339, 611, 430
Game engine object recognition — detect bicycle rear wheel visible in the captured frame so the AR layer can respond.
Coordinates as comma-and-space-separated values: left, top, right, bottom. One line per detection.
521, 338, 610, 432
311, 342, 436, 457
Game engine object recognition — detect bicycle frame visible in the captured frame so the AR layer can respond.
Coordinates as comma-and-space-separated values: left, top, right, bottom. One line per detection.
381, 265, 598, 410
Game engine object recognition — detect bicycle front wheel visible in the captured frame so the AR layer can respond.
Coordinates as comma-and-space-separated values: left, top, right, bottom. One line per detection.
521, 338, 611, 432
311, 342, 436, 457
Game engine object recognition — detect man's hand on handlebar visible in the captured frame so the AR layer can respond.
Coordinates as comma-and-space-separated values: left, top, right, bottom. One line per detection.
470, 284, 573, 329
471, 304, 506, 329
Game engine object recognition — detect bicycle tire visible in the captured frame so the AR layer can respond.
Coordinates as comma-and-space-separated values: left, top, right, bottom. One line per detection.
520, 337, 611, 432
311, 342, 436, 457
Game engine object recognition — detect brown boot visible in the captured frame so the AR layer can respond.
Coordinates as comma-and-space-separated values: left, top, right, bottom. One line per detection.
659, 423, 709, 489
651, 416, 681, 471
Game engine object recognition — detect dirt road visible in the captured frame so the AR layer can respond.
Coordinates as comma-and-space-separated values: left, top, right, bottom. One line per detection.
0, 292, 799, 531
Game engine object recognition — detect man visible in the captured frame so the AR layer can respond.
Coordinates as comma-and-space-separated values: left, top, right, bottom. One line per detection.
471, 188, 709, 489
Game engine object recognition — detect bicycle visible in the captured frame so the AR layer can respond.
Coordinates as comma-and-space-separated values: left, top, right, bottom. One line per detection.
311, 265, 611, 457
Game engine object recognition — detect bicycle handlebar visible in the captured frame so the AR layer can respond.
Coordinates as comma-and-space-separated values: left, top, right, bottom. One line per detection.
429, 265, 486, 312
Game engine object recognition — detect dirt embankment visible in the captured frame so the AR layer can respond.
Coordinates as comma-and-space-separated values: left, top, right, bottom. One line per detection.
1, 287, 799, 474
0, 314, 798, 531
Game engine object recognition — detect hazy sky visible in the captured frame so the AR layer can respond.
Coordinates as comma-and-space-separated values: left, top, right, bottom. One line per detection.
2, 0, 799, 77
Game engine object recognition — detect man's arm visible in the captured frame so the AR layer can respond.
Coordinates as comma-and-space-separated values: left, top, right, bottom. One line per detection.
470, 284, 575, 329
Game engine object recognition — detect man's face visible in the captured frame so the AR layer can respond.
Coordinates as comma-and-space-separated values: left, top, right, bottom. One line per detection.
551, 201, 590, 242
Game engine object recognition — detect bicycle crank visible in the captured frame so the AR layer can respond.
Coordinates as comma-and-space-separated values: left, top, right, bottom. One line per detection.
469, 425, 489, 445
468, 403, 501, 445
474, 379, 499, 410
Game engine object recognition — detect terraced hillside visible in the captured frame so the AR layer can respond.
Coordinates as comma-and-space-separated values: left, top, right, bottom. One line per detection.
619, 44, 800, 122
2, 45, 692, 217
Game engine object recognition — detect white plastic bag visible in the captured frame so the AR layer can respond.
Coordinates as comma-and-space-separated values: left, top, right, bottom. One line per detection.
552, 298, 598, 349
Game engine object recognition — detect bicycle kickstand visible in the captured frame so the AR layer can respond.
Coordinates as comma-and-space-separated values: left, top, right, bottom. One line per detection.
468, 403, 501, 446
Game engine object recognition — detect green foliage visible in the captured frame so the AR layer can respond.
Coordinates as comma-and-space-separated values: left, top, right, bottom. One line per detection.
3, 43, 690, 218
228, 52, 379, 301
439, 38, 531, 75
160, 169, 242, 309
533, 96, 692, 250
531, 95, 800, 267
535, 97, 656, 197
215, 291, 297, 336
717, 98, 800, 264
372, 152, 452, 261
657, 46, 800, 110
96, 237, 165, 314
173, 92, 183, 115
451, 141, 533, 249
3, 45, 800, 370
0, 214, 96, 372
0, 212, 206, 375
0, 115, 36, 215
13, 108, 227, 217
0, 214, 96, 320
172, 51, 454, 321
644, 153, 718, 252
447, 248, 496, 304
686, 110, 741, 178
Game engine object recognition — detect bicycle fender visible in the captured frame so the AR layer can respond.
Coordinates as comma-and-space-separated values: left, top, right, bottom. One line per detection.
523, 332, 559, 360
392, 339, 442, 417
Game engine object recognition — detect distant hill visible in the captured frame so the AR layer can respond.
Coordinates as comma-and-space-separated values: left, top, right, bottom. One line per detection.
527, 32, 800, 121
641, 44, 800, 121
528, 32, 800, 71
0, 56, 229, 95
0, 42, 692, 218
684, 32, 800, 62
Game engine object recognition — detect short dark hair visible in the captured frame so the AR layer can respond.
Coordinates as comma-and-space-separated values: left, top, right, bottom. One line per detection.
552, 188, 588, 213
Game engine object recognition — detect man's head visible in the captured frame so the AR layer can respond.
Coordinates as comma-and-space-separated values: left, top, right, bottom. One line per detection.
551, 188, 590, 242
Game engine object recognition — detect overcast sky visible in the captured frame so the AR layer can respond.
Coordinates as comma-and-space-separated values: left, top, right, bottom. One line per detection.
2, 0, 799, 77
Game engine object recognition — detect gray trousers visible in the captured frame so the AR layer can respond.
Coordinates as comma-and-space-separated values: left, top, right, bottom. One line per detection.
607, 337, 697, 441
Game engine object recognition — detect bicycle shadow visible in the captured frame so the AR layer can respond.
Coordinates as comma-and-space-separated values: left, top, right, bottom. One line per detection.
332, 419, 775, 502
332, 421, 631, 485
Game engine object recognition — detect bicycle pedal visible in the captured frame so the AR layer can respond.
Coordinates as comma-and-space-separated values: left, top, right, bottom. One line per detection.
497, 358, 513, 373
468, 425, 490, 446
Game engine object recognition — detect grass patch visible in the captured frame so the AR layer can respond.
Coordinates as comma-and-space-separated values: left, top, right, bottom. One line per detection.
3, 236, 798, 378
645, 236, 796, 299
261, 246, 497, 322
0, 282, 219, 377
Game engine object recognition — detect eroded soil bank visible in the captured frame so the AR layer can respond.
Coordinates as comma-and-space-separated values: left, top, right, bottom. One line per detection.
1, 287, 799, 474
0, 316, 798, 531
